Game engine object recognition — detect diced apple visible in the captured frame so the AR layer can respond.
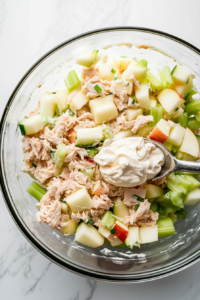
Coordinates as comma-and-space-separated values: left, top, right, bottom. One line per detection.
91, 182, 105, 196
40, 93, 56, 117
157, 89, 185, 115
110, 80, 134, 96
113, 201, 130, 218
59, 220, 78, 235
138, 124, 153, 138
121, 61, 147, 81
75, 50, 100, 68
172, 65, 193, 84
144, 184, 164, 199
167, 124, 186, 146
149, 118, 170, 143
66, 188, 93, 213
75, 222, 104, 248
89, 94, 118, 124
98, 59, 120, 80
113, 221, 129, 243
125, 108, 143, 121
61, 202, 69, 214
125, 227, 140, 249
150, 97, 157, 107
116, 57, 132, 74
67, 128, 76, 143
70, 91, 89, 110
139, 226, 158, 244
114, 130, 133, 139
184, 188, 200, 205
98, 226, 122, 247
54, 89, 69, 112
75, 126, 103, 146
171, 107, 184, 121
19, 115, 43, 136
135, 82, 150, 109
179, 127, 199, 158
174, 76, 194, 98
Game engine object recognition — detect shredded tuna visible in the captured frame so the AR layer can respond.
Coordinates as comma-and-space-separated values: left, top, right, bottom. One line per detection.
29, 102, 40, 117
60, 168, 70, 180
81, 76, 110, 98
69, 171, 92, 189
113, 95, 128, 111
129, 74, 140, 87
64, 144, 87, 163
82, 66, 98, 78
71, 211, 89, 223
124, 188, 146, 207
131, 115, 154, 134
23, 136, 52, 162
40, 126, 69, 146
128, 97, 140, 108
108, 114, 135, 134
68, 159, 95, 171
92, 194, 113, 210
102, 181, 124, 197
52, 113, 76, 138
75, 111, 95, 129
37, 195, 61, 228
34, 160, 57, 184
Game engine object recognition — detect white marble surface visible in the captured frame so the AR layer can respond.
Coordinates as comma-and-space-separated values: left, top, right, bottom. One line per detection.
1, 0, 200, 298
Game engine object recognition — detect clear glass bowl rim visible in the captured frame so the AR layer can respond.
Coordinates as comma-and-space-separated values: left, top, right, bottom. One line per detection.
1, 26, 200, 283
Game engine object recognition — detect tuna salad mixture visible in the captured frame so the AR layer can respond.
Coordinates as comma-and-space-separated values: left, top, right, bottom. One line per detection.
19, 44, 200, 249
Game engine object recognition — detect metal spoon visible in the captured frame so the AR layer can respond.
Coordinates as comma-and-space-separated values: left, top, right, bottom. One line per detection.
144, 138, 200, 180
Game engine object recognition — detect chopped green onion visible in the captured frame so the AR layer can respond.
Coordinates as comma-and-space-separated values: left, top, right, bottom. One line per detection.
101, 211, 116, 229
185, 98, 200, 115
86, 147, 98, 158
27, 181, 47, 201
132, 98, 136, 105
80, 169, 94, 181
52, 92, 56, 94
149, 105, 163, 127
157, 218, 175, 238
113, 76, 118, 81
133, 194, 144, 202
32, 163, 37, 168
177, 112, 188, 128
64, 70, 81, 92
159, 66, 173, 88
67, 108, 75, 117
188, 117, 200, 130
111, 68, 116, 74
134, 204, 140, 211
94, 84, 102, 93
176, 209, 187, 219
110, 227, 116, 234
61, 199, 67, 203
87, 217, 94, 226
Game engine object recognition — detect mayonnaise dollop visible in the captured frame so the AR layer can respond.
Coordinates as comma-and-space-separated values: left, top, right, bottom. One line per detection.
94, 137, 164, 187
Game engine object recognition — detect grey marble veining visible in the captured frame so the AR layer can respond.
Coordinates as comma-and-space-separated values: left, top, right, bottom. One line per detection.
1, 0, 200, 299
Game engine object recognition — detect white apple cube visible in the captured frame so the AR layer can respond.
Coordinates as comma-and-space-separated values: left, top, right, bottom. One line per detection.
40, 93, 56, 117
116, 57, 132, 74
179, 127, 199, 158
144, 184, 164, 199
59, 220, 78, 235
70, 91, 89, 110
125, 227, 140, 249
110, 80, 133, 96
157, 89, 185, 115
98, 226, 122, 247
66, 188, 93, 213
114, 130, 133, 139
121, 61, 147, 81
75, 50, 100, 68
135, 83, 150, 109
89, 94, 118, 124
125, 108, 143, 121
172, 65, 193, 84
75, 223, 104, 248
167, 124, 186, 146
19, 115, 43, 135
175, 76, 194, 98
184, 188, 200, 206
75, 126, 103, 146
98, 59, 119, 80
150, 97, 157, 107
54, 89, 69, 112
149, 118, 170, 143
139, 226, 158, 244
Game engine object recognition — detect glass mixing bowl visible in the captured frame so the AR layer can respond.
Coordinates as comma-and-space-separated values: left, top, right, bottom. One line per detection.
1, 27, 200, 282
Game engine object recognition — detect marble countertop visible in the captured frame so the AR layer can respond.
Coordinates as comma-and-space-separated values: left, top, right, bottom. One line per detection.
1, 0, 200, 299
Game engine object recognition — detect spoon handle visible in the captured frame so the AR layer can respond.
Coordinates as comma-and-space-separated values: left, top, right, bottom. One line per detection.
174, 158, 200, 174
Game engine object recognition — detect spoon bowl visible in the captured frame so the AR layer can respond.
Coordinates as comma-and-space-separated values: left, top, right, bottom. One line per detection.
144, 138, 200, 180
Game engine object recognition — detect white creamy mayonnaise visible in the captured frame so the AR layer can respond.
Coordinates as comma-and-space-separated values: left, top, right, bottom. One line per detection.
94, 137, 164, 187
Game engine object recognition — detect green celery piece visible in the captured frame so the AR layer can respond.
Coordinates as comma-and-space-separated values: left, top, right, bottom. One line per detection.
177, 112, 188, 128
150, 202, 158, 212
176, 209, 187, 219
163, 141, 173, 152
41, 115, 58, 127
188, 117, 200, 130
80, 169, 94, 181
101, 211, 115, 229
64, 70, 81, 92
52, 143, 68, 167
157, 218, 175, 238
156, 205, 167, 215
185, 98, 200, 115
168, 191, 184, 208
159, 66, 173, 88
158, 214, 169, 220
146, 72, 162, 92
195, 113, 200, 122
102, 124, 114, 140
139, 59, 148, 67
156, 193, 172, 206
27, 181, 47, 201
86, 147, 98, 158
167, 179, 188, 194
169, 214, 177, 224
195, 134, 200, 146
185, 88, 197, 102
172, 145, 178, 154
149, 105, 163, 127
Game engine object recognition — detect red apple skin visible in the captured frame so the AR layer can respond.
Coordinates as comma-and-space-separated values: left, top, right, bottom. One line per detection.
177, 93, 185, 101
149, 127, 168, 144
67, 128, 76, 143
85, 157, 94, 163
113, 223, 128, 242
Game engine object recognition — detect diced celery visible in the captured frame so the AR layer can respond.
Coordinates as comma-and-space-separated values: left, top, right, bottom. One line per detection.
167, 173, 200, 194
41, 115, 58, 127
149, 105, 163, 127
86, 147, 99, 158
195, 113, 200, 122
150, 202, 158, 212
171, 145, 178, 154
169, 214, 177, 223
168, 191, 184, 208
64, 70, 81, 92
101, 211, 116, 229
185, 88, 197, 102
188, 117, 200, 130
102, 124, 114, 140
167, 179, 187, 194
164, 141, 173, 152
177, 112, 188, 128
185, 98, 200, 115
80, 169, 94, 181
27, 182, 47, 201
156, 205, 167, 215
157, 218, 175, 238
146, 72, 162, 92
52, 143, 68, 167
139, 59, 148, 67
159, 66, 173, 88
176, 209, 187, 219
